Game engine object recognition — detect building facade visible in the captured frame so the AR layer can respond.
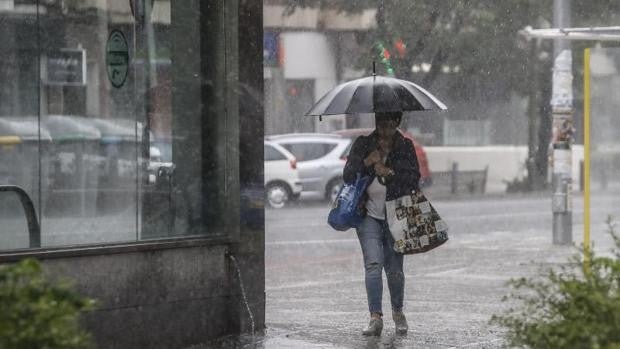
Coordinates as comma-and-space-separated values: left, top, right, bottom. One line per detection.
0, 0, 264, 347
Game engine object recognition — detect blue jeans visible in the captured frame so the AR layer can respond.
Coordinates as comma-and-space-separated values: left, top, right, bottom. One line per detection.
356, 216, 405, 315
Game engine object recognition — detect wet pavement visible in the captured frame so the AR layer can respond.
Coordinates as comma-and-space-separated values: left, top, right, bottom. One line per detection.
262, 231, 571, 348
210, 192, 619, 348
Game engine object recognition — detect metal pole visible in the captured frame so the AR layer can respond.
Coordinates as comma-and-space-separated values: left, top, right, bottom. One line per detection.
551, 0, 573, 245
583, 48, 591, 271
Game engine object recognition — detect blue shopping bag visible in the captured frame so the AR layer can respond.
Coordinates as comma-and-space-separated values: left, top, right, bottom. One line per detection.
327, 174, 372, 231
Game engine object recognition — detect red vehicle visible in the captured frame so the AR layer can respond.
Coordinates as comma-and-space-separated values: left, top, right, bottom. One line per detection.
332, 128, 432, 188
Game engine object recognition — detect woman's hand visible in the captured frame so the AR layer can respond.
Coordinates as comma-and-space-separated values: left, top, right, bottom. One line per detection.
364, 150, 382, 167
374, 162, 394, 177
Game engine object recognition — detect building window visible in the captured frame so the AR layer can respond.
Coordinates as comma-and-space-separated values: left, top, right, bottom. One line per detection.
0, 0, 240, 251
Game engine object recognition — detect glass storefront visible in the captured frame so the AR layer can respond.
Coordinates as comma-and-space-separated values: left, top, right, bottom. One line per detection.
0, 0, 240, 250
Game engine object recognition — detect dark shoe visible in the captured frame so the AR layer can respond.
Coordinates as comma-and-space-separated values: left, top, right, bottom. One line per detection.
362, 317, 383, 336
392, 311, 408, 335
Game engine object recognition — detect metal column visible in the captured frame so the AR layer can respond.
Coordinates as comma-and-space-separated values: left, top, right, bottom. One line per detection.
551, 0, 573, 245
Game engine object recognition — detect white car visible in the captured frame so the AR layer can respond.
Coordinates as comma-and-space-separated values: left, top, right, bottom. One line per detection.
265, 133, 351, 202
264, 140, 303, 208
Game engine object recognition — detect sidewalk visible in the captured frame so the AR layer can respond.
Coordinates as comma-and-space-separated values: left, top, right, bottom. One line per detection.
197, 191, 619, 349
258, 224, 615, 348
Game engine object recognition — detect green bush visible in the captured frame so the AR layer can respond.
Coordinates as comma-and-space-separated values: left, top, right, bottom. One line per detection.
492, 218, 620, 349
0, 258, 96, 349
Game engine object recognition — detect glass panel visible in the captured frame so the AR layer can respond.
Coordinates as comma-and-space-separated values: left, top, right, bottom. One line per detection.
38, 0, 138, 246
140, 0, 215, 239
0, 0, 238, 251
0, 0, 42, 250
139, 0, 239, 239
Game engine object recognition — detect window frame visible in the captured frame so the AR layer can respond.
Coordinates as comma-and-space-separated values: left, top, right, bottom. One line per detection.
279, 141, 338, 162
264, 144, 287, 161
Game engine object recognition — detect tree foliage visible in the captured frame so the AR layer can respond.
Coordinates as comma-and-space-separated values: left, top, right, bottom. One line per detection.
0, 259, 96, 349
284, 0, 553, 99
282, 0, 620, 98
282, 0, 620, 188
491, 218, 620, 348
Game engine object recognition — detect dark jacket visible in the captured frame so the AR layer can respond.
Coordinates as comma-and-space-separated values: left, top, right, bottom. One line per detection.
343, 130, 420, 201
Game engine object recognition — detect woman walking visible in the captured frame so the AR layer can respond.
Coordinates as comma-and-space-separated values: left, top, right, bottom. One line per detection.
343, 111, 421, 336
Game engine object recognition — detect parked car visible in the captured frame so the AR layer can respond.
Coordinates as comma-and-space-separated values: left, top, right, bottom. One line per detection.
264, 140, 302, 208
265, 133, 351, 202
332, 128, 433, 188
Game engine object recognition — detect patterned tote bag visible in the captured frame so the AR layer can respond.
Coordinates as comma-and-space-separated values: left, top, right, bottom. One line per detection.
385, 190, 449, 254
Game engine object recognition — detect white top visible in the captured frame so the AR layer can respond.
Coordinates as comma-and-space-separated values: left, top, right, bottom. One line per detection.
365, 177, 386, 220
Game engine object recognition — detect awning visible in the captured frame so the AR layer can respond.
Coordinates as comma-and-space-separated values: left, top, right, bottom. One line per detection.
520, 26, 620, 42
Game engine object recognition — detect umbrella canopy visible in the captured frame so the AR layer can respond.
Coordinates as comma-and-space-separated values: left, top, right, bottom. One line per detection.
305, 75, 447, 117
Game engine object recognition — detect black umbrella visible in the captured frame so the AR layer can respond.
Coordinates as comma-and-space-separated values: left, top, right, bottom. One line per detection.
305, 65, 447, 118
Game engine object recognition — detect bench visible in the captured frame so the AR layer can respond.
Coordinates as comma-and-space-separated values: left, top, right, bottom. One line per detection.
426, 163, 488, 197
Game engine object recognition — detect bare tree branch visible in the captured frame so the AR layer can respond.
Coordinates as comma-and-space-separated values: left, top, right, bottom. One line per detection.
408, 10, 440, 61
422, 48, 447, 87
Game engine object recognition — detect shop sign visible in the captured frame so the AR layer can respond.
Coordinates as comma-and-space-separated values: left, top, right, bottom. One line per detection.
106, 30, 129, 88
45, 49, 86, 86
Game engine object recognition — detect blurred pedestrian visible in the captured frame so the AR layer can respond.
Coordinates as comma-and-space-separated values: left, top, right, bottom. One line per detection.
343, 111, 420, 336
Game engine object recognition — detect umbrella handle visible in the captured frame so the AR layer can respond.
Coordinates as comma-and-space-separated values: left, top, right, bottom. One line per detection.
372, 61, 376, 76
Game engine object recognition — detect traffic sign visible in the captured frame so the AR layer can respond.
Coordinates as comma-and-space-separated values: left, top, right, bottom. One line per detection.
106, 30, 129, 88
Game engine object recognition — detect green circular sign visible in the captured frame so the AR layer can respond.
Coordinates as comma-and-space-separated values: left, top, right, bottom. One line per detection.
106, 30, 129, 88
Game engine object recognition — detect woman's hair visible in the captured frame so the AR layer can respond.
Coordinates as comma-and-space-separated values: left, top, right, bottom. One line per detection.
375, 111, 402, 126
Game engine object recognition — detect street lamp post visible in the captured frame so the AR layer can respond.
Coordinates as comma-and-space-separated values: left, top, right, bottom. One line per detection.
551, 0, 573, 245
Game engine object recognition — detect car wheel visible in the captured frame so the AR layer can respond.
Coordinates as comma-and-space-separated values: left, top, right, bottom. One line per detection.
266, 182, 291, 209
326, 178, 343, 203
